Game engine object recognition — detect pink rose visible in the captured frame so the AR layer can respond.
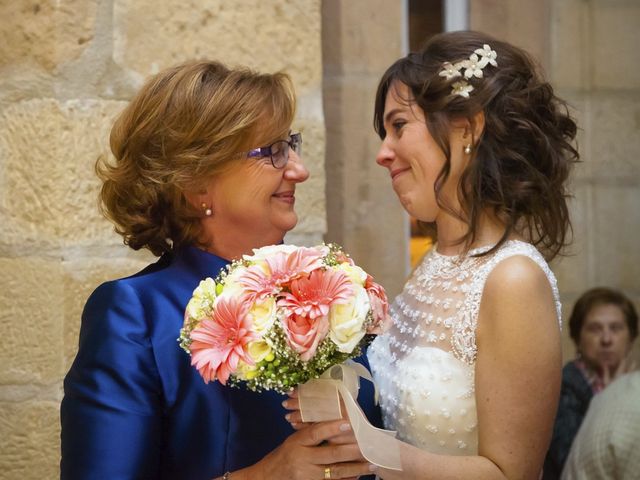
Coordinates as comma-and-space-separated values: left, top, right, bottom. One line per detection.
364, 275, 391, 334
281, 313, 330, 362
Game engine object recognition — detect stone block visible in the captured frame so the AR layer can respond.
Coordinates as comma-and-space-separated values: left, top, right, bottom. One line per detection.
550, 0, 588, 89
592, 184, 640, 291
112, 0, 322, 93
0, 401, 60, 480
0, 0, 97, 72
551, 183, 591, 298
322, 0, 404, 75
0, 258, 64, 384
554, 90, 589, 180
288, 117, 326, 236
0, 98, 128, 249
588, 92, 640, 179
470, 0, 551, 70
323, 77, 409, 298
63, 253, 155, 371
591, 1, 640, 89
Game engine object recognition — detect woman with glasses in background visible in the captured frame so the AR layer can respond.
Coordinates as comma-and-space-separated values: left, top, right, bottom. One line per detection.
61, 60, 379, 480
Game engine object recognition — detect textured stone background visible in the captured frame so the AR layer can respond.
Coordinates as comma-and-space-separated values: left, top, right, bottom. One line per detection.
1, 1, 639, 478
0, 1, 324, 478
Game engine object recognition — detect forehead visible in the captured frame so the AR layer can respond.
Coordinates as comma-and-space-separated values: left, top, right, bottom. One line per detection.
384, 82, 412, 111
383, 81, 424, 122
583, 303, 627, 326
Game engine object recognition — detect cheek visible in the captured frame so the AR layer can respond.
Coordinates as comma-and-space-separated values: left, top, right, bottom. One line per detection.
579, 335, 597, 352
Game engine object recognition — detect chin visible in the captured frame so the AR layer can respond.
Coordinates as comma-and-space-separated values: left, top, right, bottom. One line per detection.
276, 214, 298, 233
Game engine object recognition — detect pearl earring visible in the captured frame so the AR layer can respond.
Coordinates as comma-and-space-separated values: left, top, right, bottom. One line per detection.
464, 144, 472, 155
201, 202, 213, 217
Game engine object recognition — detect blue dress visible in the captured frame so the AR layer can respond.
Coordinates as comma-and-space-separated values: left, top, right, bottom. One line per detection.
61, 246, 382, 479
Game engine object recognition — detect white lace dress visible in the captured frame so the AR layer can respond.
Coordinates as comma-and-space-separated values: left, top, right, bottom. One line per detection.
368, 240, 561, 455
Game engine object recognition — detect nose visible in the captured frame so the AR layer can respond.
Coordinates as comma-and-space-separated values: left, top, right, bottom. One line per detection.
601, 328, 613, 345
376, 137, 394, 168
284, 150, 309, 183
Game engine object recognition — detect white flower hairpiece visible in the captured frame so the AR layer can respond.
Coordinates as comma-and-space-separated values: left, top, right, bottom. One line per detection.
439, 44, 498, 98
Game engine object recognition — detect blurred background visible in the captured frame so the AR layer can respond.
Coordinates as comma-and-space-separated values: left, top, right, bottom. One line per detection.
1, 0, 638, 477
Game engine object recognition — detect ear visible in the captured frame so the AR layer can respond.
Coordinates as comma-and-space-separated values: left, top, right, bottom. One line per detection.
456, 111, 485, 144
468, 111, 485, 143
183, 187, 212, 212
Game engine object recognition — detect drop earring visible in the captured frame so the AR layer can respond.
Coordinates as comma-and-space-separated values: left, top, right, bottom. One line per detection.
201, 202, 213, 217
464, 144, 472, 155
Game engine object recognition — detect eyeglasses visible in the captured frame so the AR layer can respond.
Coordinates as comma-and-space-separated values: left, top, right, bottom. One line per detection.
246, 132, 302, 169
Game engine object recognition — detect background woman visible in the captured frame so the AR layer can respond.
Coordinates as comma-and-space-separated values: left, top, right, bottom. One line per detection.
543, 287, 638, 479
61, 60, 378, 480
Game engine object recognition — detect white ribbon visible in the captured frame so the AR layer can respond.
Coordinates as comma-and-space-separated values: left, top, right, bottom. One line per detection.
298, 361, 402, 471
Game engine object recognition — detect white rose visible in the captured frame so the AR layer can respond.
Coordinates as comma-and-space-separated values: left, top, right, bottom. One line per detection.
218, 265, 250, 300
249, 297, 277, 335
235, 359, 259, 380
337, 262, 367, 286
192, 277, 217, 299
243, 244, 299, 262
328, 285, 370, 353
186, 277, 217, 320
248, 340, 273, 363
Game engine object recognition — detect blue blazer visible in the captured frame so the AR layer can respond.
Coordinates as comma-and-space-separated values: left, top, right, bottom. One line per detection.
61, 246, 382, 479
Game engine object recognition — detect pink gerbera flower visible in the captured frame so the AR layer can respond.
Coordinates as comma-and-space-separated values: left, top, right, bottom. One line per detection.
278, 269, 353, 319
189, 296, 257, 385
239, 247, 326, 302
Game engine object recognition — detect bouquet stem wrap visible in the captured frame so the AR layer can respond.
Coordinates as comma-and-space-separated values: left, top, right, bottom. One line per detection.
298, 361, 403, 471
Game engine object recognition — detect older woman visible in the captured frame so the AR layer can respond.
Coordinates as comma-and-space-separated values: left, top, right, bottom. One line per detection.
61, 60, 379, 480
543, 287, 638, 479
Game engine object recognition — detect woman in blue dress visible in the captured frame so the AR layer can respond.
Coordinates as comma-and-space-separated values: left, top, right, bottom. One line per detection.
61, 60, 380, 480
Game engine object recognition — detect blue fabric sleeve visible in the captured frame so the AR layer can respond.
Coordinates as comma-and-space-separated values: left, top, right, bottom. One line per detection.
61, 281, 163, 480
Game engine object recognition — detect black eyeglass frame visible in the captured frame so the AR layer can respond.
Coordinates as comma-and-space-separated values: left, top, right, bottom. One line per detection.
245, 132, 302, 169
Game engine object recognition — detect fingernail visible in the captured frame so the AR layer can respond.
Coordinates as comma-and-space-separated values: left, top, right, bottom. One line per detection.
339, 423, 351, 431
285, 414, 291, 422
369, 464, 378, 472
281, 401, 289, 408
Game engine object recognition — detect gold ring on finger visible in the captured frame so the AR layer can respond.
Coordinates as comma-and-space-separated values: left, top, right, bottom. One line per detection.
324, 466, 331, 479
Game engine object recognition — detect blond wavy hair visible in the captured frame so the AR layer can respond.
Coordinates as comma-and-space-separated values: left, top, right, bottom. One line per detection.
96, 60, 296, 256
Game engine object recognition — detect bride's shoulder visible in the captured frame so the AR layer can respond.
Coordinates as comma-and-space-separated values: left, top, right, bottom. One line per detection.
479, 250, 559, 333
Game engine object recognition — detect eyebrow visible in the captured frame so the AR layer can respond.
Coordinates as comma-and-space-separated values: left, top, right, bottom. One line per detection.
383, 107, 406, 125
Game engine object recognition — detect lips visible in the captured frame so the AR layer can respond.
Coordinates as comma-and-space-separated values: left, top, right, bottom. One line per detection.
272, 190, 295, 204
390, 167, 411, 180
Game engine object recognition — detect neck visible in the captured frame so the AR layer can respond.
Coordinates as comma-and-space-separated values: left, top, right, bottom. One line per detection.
434, 209, 511, 256
202, 236, 283, 261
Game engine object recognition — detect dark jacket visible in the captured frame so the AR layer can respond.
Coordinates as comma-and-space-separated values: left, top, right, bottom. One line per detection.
542, 360, 594, 480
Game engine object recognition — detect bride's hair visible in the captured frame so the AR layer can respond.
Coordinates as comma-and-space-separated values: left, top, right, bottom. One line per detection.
374, 30, 579, 260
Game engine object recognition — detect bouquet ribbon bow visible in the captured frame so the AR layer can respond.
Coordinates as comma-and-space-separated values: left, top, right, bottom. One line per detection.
298, 361, 402, 471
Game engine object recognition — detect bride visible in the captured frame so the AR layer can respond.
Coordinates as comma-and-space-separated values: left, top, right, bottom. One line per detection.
288, 30, 578, 479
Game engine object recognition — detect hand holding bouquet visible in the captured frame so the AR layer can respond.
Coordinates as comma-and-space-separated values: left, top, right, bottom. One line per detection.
179, 244, 389, 394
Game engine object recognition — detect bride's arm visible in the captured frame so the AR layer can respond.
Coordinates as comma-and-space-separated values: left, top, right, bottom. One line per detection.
377, 255, 562, 480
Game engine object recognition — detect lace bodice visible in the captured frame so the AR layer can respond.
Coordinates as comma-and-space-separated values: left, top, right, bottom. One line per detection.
368, 240, 561, 454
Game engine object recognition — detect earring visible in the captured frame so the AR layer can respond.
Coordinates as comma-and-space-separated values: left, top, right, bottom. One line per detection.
201, 202, 213, 217
464, 144, 472, 155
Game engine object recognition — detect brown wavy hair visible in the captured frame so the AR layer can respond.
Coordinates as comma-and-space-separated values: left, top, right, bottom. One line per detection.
569, 288, 639, 345
374, 31, 579, 260
97, 60, 296, 256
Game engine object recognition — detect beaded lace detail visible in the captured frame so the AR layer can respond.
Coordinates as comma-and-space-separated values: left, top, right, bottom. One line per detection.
369, 240, 561, 454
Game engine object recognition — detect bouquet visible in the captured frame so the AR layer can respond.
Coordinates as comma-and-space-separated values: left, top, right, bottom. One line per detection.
178, 243, 389, 394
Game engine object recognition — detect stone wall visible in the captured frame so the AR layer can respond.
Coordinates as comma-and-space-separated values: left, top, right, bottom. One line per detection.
2, 1, 639, 477
322, 0, 409, 299
470, 0, 640, 363
0, 1, 324, 478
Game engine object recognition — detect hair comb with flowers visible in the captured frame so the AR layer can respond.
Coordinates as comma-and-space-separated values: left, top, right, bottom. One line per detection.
438, 44, 498, 98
